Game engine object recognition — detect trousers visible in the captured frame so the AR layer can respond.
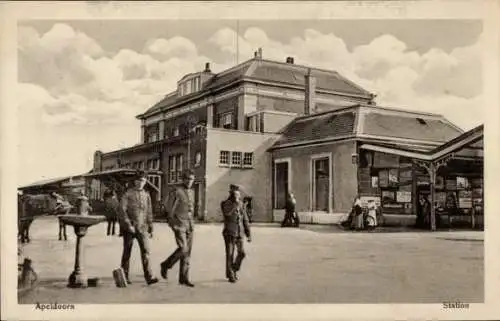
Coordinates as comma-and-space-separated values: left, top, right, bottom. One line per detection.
120, 231, 154, 281
223, 234, 246, 279
163, 229, 194, 282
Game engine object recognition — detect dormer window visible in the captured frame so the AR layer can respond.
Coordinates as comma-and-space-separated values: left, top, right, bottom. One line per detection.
178, 75, 201, 97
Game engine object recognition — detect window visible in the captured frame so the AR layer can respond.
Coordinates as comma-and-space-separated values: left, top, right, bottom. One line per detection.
173, 126, 179, 136
139, 161, 145, 169
246, 114, 262, 132
176, 154, 183, 182
231, 151, 242, 167
219, 151, 230, 166
153, 159, 160, 170
243, 153, 254, 167
168, 156, 176, 183
218, 112, 234, 129
194, 151, 202, 167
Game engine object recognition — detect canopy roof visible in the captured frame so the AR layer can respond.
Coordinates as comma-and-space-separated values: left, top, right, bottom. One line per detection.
359, 124, 483, 163
84, 168, 163, 193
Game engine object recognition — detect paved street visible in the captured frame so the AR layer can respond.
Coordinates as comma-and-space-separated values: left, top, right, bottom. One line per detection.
19, 216, 484, 304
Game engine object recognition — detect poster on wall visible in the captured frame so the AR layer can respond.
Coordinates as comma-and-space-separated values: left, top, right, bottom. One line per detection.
381, 190, 396, 203
399, 169, 412, 184
379, 170, 389, 188
396, 191, 412, 203
388, 169, 399, 186
446, 179, 457, 190
436, 192, 447, 209
457, 176, 469, 190
371, 176, 379, 188
459, 197, 472, 208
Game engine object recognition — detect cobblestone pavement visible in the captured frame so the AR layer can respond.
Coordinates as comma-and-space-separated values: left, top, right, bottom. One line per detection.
18, 217, 484, 304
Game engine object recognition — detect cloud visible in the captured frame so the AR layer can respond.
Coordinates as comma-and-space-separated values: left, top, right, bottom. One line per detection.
17, 23, 483, 184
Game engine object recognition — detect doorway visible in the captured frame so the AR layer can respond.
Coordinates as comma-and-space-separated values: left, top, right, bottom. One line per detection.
274, 161, 290, 209
312, 156, 331, 212
193, 183, 201, 220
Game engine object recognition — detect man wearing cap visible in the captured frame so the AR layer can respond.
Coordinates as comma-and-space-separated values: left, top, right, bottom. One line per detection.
118, 170, 158, 285
221, 184, 251, 283
160, 169, 196, 287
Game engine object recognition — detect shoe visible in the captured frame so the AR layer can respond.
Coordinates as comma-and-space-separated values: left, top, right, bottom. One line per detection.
160, 262, 168, 279
228, 277, 237, 283
234, 273, 239, 280
147, 277, 159, 285
126, 279, 132, 285
179, 280, 195, 287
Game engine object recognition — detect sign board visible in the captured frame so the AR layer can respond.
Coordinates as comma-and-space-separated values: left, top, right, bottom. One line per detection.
396, 191, 412, 203
360, 196, 381, 207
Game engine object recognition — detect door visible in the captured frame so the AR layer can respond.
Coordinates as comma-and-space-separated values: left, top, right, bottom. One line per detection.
313, 157, 330, 212
193, 183, 200, 220
274, 162, 289, 209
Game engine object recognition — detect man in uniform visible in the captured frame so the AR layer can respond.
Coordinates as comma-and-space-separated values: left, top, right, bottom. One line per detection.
221, 184, 251, 283
160, 169, 196, 287
118, 170, 158, 285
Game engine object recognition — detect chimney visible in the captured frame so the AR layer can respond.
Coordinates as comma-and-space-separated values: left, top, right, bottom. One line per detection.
254, 51, 258, 58
204, 62, 211, 73
286, 57, 294, 64
257, 47, 262, 59
304, 68, 316, 115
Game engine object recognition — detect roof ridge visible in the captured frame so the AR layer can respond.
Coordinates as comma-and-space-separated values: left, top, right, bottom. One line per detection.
359, 104, 446, 118
294, 104, 361, 122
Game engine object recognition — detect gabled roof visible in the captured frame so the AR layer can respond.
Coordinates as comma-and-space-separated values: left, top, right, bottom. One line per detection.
138, 57, 374, 118
270, 105, 465, 150
360, 111, 462, 142
272, 106, 358, 148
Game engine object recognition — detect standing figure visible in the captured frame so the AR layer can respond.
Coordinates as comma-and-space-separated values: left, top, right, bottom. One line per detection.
366, 199, 378, 230
75, 192, 92, 216
118, 170, 159, 285
160, 169, 196, 287
281, 192, 300, 228
18, 194, 34, 244
351, 196, 364, 231
50, 192, 72, 241
418, 194, 431, 229
221, 184, 252, 283
103, 190, 119, 236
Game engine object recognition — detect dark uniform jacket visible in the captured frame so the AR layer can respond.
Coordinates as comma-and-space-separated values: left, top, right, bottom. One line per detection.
164, 185, 194, 231
221, 199, 251, 238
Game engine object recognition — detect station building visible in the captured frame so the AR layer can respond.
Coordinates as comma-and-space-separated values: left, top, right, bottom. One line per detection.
89, 51, 483, 228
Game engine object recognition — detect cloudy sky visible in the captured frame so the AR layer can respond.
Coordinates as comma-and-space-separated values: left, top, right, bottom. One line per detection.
18, 19, 484, 186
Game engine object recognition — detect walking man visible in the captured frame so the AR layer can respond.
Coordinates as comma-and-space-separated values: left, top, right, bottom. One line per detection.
221, 184, 251, 283
103, 190, 119, 236
118, 170, 158, 285
160, 169, 196, 287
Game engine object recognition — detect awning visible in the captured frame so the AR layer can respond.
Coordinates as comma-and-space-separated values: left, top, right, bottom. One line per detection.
360, 144, 431, 160
360, 124, 484, 163
84, 168, 163, 193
